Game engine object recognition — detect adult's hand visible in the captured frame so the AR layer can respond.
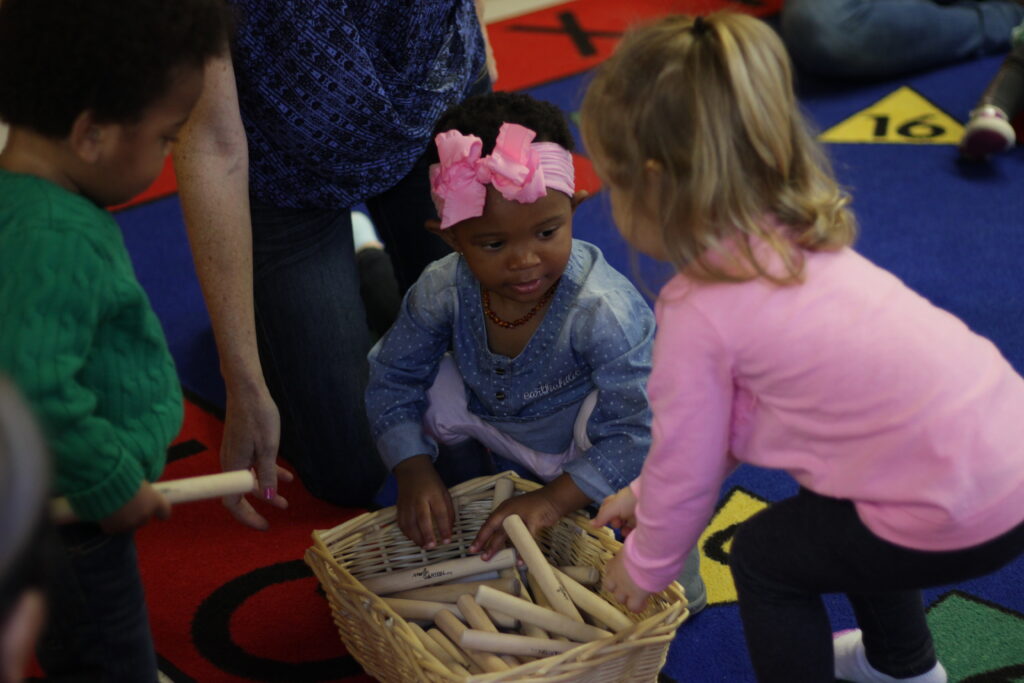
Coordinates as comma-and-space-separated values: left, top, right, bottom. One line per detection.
220, 382, 292, 530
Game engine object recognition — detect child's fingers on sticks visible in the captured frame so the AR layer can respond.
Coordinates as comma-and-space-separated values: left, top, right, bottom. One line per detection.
397, 500, 425, 547
481, 527, 509, 561
431, 490, 456, 547
590, 487, 636, 529
415, 498, 439, 548
469, 510, 508, 558
414, 489, 454, 548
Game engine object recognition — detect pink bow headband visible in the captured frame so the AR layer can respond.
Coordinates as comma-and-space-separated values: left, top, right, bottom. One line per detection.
429, 122, 575, 229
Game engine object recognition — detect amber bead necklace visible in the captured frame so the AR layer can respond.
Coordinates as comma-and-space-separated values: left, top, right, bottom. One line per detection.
481, 279, 560, 329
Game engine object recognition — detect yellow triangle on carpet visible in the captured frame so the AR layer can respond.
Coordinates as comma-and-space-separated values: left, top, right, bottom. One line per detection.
819, 86, 964, 145
698, 487, 770, 606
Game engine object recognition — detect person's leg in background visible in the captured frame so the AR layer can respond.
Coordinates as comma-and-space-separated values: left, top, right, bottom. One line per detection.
36, 525, 158, 683
961, 28, 1024, 158
781, 0, 1024, 79
365, 150, 452, 295
250, 205, 387, 508
351, 209, 401, 340
676, 546, 707, 615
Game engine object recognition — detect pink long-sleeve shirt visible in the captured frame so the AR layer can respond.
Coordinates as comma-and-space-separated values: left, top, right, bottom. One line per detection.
624, 246, 1024, 593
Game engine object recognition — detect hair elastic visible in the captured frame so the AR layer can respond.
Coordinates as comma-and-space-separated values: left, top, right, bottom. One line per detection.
429, 122, 575, 229
692, 15, 710, 36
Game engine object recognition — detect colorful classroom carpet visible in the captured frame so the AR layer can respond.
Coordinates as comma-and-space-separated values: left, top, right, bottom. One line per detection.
69, 0, 1024, 680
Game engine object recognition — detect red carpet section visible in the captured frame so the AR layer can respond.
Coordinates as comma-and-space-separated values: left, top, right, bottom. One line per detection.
138, 397, 373, 683
487, 0, 781, 92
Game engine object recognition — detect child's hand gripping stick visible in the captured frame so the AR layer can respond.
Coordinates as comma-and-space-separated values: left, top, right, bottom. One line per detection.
50, 470, 257, 524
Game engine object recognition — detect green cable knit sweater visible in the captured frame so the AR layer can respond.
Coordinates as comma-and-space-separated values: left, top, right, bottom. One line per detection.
0, 169, 183, 521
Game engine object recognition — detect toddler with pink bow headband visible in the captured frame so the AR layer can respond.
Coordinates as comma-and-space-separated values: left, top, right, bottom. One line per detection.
364, 92, 705, 609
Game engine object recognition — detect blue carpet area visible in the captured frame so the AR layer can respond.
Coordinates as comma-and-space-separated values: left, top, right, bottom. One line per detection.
116, 48, 1024, 683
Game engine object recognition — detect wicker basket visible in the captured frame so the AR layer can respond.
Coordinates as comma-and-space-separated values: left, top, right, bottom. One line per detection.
305, 472, 688, 682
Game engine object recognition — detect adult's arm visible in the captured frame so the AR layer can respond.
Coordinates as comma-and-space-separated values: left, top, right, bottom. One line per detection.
474, 0, 498, 83
173, 53, 291, 531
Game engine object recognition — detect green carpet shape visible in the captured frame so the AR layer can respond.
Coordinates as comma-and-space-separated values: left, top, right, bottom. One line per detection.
928, 591, 1024, 682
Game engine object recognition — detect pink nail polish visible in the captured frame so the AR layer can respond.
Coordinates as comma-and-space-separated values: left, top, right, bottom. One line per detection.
264, 487, 275, 500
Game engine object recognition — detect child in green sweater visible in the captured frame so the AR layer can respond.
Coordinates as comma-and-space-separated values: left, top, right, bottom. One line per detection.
0, 1, 232, 680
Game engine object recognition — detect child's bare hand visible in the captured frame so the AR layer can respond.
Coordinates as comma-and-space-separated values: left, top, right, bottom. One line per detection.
394, 455, 455, 549
603, 550, 651, 613
470, 487, 571, 560
591, 486, 638, 537
99, 481, 170, 534
471, 475, 590, 559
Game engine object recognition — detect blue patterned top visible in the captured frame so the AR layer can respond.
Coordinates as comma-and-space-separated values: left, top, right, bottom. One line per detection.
228, 0, 485, 207
366, 240, 656, 502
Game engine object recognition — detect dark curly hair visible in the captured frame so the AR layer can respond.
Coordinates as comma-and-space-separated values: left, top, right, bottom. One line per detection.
427, 91, 575, 164
0, 0, 233, 138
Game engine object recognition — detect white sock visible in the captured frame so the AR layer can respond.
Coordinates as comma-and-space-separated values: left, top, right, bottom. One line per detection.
351, 210, 382, 252
834, 629, 947, 683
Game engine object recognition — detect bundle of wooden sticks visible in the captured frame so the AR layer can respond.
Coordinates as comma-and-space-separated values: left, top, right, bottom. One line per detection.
360, 478, 639, 675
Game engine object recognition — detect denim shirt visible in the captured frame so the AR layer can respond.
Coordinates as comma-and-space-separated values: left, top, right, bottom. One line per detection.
366, 240, 655, 502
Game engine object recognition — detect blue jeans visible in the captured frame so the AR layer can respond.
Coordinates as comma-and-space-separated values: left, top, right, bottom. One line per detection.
729, 488, 1024, 682
781, 0, 1024, 78
249, 74, 490, 507
251, 204, 388, 507
36, 524, 157, 683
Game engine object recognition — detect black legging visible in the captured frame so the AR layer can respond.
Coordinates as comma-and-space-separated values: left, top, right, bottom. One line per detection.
728, 487, 1024, 682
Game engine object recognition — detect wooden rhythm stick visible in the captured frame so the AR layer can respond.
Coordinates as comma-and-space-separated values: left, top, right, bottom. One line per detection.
51, 470, 257, 524
362, 548, 516, 595
426, 628, 478, 674
409, 622, 472, 678
551, 566, 634, 632
501, 514, 583, 622
456, 594, 521, 667
491, 477, 515, 509
511, 574, 551, 640
461, 629, 579, 658
384, 598, 466, 624
475, 585, 612, 643
389, 577, 518, 603
557, 565, 600, 586
435, 608, 510, 673
383, 597, 517, 630
525, 574, 569, 641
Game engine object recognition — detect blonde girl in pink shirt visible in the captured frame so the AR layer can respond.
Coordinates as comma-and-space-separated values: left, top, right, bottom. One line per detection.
581, 12, 1024, 683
